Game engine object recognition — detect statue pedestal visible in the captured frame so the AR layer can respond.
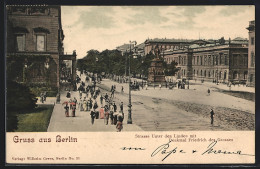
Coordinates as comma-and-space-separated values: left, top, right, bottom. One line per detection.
148, 58, 165, 85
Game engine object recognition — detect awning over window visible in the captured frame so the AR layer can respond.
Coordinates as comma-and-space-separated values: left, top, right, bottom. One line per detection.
33, 27, 50, 34
13, 26, 29, 33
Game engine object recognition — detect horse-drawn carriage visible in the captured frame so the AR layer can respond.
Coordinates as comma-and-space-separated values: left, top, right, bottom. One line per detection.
130, 83, 140, 90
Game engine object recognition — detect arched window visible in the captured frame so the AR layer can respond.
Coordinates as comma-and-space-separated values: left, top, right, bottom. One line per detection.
200, 70, 203, 76
208, 71, 211, 77
204, 70, 207, 77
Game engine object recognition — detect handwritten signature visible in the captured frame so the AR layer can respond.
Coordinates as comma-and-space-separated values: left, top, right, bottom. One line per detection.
151, 139, 255, 161
121, 139, 255, 161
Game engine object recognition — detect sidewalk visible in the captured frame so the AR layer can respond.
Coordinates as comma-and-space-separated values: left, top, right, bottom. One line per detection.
190, 80, 255, 93
47, 85, 142, 132
36, 97, 56, 105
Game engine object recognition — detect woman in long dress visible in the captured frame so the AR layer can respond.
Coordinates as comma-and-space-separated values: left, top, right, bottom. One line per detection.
64, 103, 69, 117
83, 99, 87, 111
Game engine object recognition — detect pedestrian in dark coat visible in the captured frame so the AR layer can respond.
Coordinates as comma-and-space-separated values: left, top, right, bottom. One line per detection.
90, 109, 96, 125
104, 105, 109, 125
66, 90, 71, 98
116, 121, 123, 132
110, 105, 114, 125
93, 100, 98, 109
64, 104, 69, 117
113, 102, 117, 112
120, 102, 123, 112
72, 104, 76, 117
100, 95, 104, 105
210, 109, 215, 125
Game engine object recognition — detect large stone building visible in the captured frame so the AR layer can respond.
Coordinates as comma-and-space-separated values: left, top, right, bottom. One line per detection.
6, 5, 76, 92
246, 20, 255, 87
164, 38, 248, 84
144, 38, 193, 56
144, 38, 215, 56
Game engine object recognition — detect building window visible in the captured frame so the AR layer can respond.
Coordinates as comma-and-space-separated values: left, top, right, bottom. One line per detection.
200, 70, 203, 76
244, 55, 248, 66
224, 71, 227, 80
200, 56, 203, 65
204, 70, 206, 77
251, 37, 254, 45
233, 55, 238, 66
250, 74, 253, 82
197, 56, 199, 65
244, 71, 248, 80
216, 55, 218, 65
224, 54, 228, 65
184, 56, 186, 65
213, 56, 215, 66
36, 35, 45, 51
251, 52, 254, 67
208, 71, 211, 77
204, 56, 207, 65
208, 55, 211, 65
233, 71, 238, 79
16, 34, 25, 51
220, 54, 222, 65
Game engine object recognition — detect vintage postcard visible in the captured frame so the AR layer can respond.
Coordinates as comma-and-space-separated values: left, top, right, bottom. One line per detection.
5, 5, 255, 164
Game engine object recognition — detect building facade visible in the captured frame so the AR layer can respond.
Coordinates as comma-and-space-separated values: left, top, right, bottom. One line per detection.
246, 20, 255, 87
164, 39, 248, 84
6, 5, 76, 91
144, 38, 193, 56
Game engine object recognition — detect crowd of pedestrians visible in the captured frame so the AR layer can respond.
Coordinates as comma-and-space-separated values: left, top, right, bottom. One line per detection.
62, 72, 125, 132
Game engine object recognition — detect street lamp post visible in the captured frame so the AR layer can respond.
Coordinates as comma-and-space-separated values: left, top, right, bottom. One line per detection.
188, 78, 190, 89
127, 40, 137, 124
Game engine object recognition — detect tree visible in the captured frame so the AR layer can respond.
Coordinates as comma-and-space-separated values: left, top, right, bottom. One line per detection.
6, 80, 38, 131
219, 37, 225, 45
164, 61, 178, 76
7, 80, 38, 112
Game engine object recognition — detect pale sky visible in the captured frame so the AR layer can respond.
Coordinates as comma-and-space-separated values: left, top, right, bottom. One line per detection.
61, 6, 255, 59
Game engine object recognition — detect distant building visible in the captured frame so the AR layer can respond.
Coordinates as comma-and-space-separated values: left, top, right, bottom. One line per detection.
116, 42, 145, 58
144, 38, 217, 57
135, 43, 145, 57
116, 43, 134, 55
6, 5, 76, 91
246, 20, 255, 87
164, 38, 248, 84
